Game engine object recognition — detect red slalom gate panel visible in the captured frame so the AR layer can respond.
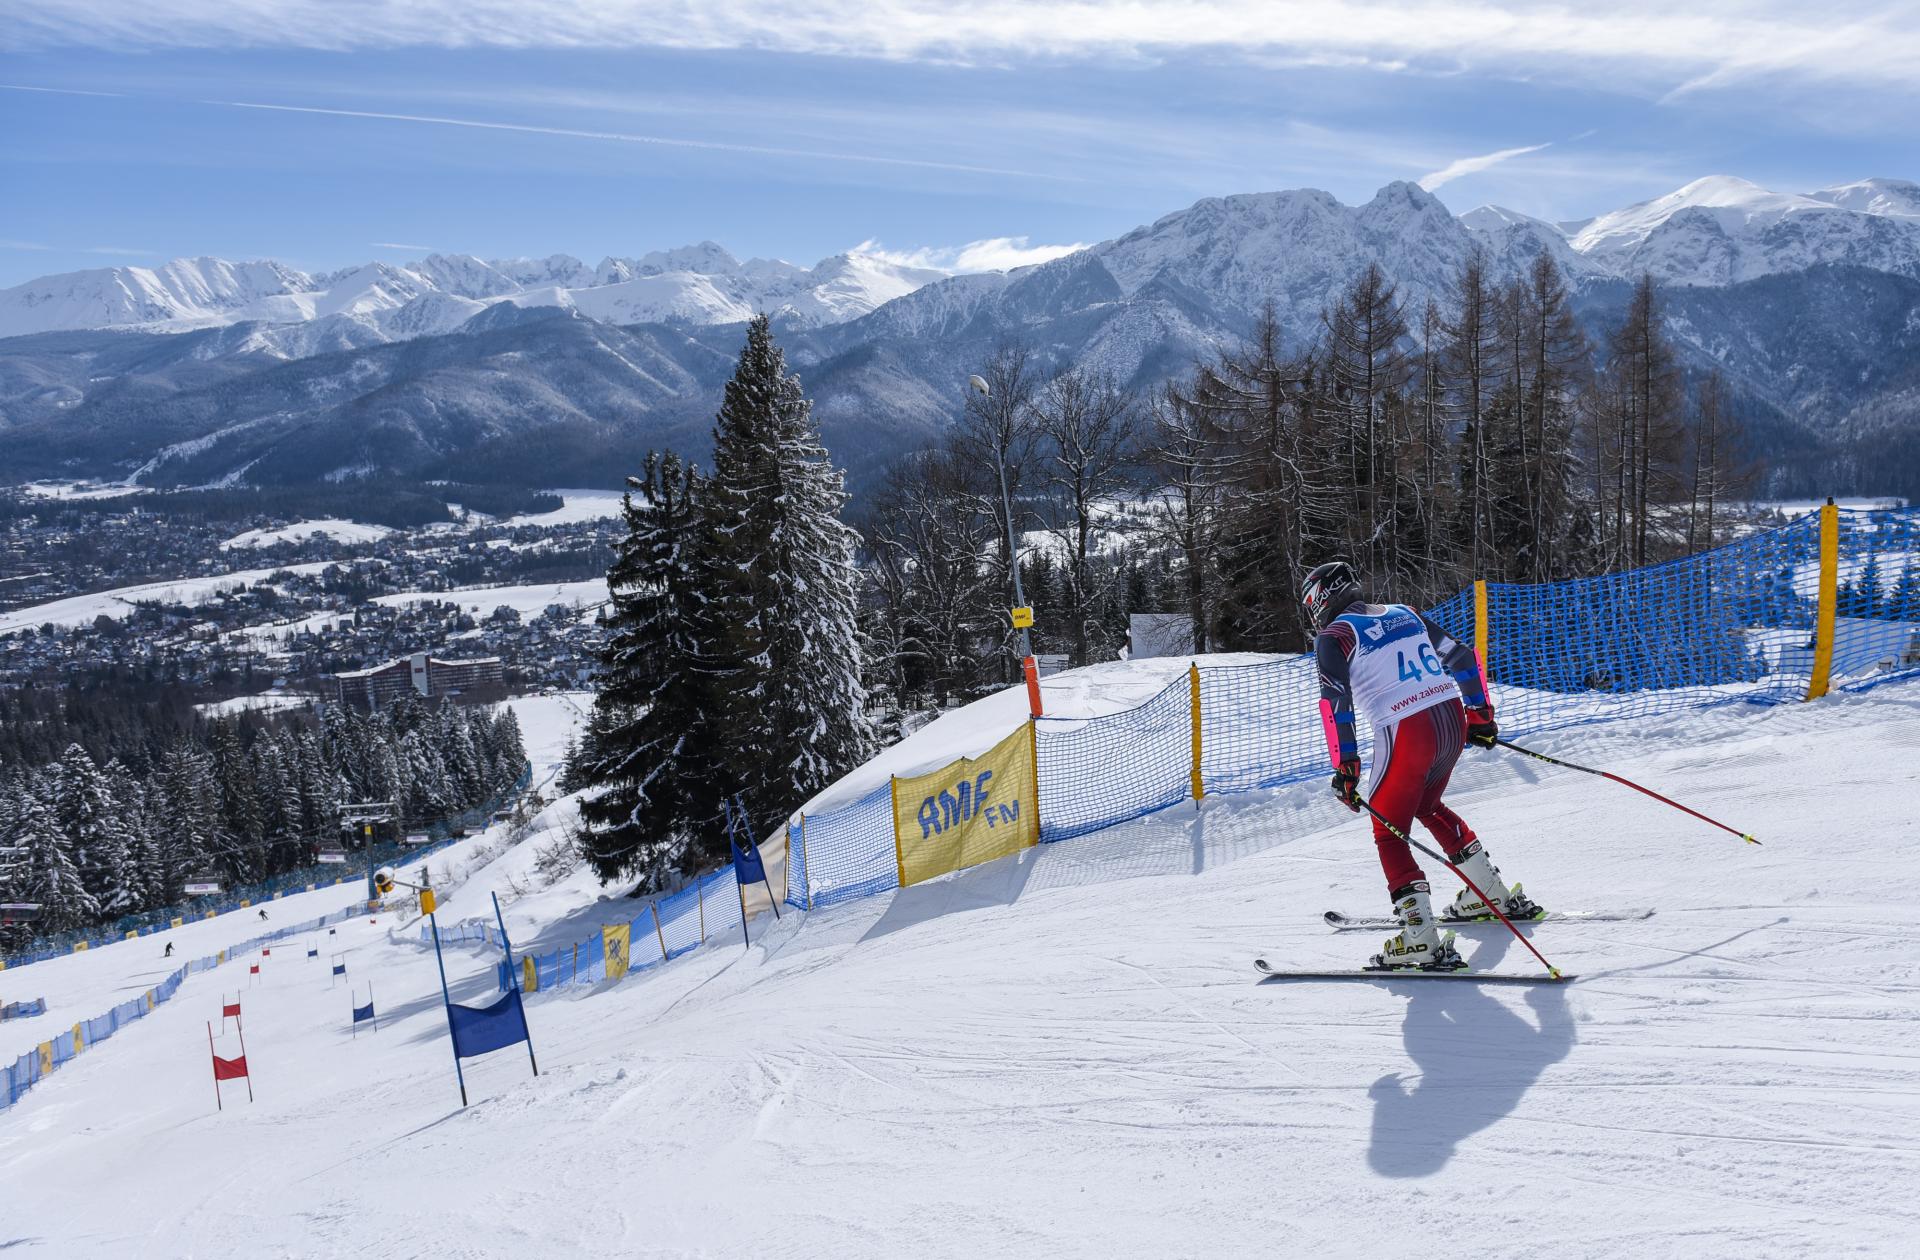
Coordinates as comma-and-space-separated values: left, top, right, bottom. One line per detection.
212, 1053, 249, 1081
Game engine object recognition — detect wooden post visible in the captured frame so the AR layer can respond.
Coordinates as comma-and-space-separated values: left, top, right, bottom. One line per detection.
651, 901, 669, 962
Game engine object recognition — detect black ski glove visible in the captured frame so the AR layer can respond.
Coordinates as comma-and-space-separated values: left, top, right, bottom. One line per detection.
1466, 706, 1499, 750
1330, 759, 1362, 812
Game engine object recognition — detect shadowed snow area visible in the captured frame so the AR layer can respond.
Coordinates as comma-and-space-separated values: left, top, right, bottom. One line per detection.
2, 684, 1917, 1257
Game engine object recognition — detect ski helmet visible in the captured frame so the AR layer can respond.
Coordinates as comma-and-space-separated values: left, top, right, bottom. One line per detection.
1301, 559, 1359, 628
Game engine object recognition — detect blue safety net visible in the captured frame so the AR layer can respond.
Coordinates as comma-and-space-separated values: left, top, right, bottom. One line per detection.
1832, 506, 1920, 693
788, 782, 896, 909
1037, 676, 1192, 843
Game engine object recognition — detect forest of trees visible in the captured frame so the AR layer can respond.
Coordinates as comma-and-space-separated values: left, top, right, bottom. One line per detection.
862, 250, 1752, 709
0, 696, 527, 946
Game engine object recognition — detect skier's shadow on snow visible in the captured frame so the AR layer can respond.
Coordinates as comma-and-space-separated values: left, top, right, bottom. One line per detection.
1366, 937, 1576, 1178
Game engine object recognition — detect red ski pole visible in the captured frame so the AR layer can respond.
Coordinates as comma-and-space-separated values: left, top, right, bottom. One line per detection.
1356, 794, 1564, 981
1497, 739, 1760, 845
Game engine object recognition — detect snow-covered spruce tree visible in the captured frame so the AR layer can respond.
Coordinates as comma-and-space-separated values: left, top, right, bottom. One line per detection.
699, 314, 873, 845
578, 452, 725, 885
53, 743, 137, 918
12, 780, 99, 933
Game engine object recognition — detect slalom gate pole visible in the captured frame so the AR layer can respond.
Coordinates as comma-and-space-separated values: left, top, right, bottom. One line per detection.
761, 874, 781, 920
490, 893, 538, 1078
1496, 739, 1761, 845
427, 908, 469, 1107
208, 1022, 221, 1112
236, 1019, 254, 1102
1356, 794, 1563, 980
736, 879, 750, 951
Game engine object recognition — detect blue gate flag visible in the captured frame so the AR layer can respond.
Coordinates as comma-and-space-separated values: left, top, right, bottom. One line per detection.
332, 962, 345, 976
352, 1001, 375, 1024
447, 988, 530, 1060
728, 795, 766, 886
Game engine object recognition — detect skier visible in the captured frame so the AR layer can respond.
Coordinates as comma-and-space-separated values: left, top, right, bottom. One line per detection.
1304, 559, 1538, 971
257, 909, 269, 922
164, 941, 174, 958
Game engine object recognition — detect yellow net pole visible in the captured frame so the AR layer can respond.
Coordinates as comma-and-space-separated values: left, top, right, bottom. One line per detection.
1473, 579, 1490, 679
1188, 663, 1204, 803
1806, 500, 1840, 701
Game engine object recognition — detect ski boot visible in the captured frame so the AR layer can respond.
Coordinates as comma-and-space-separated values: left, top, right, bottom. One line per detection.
1368, 883, 1465, 971
1441, 840, 1542, 923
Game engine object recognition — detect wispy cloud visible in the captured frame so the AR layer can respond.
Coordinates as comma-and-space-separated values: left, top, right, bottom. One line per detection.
1419, 142, 1550, 191
855, 236, 1088, 273
10, 3, 1920, 95
0, 83, 128, 97
208, 100, 1069, 180
372, 241, 437, 252
1, 239, 150, 256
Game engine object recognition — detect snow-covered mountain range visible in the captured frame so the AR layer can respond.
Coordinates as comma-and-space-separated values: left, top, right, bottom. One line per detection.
2, 174, 1917, 498
4, 175, 1915, 349
0, 244, 947, 346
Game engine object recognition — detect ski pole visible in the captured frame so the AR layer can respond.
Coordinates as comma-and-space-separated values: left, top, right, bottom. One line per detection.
1496, 739, 1760, 845
1355, 794, 1564, 981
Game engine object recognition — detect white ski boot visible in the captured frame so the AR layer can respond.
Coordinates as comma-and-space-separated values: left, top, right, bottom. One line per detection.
1442, 840, 1542, 922
1368, 884, 1464, 971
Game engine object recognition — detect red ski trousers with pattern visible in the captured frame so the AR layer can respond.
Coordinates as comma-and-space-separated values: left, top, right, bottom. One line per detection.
1367, 698, 1476, 897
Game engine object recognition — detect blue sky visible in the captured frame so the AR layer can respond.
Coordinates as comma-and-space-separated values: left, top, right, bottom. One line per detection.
3, 1, 1917, 286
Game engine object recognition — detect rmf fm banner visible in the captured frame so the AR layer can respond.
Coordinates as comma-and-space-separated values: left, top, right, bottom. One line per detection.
892, 722, 1039, 888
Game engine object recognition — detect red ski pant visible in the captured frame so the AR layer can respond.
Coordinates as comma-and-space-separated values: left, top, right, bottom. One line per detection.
1367, 699, 1476, 896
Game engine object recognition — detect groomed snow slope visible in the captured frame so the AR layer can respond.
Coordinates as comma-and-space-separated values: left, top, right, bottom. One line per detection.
4, 686, 1918, 1257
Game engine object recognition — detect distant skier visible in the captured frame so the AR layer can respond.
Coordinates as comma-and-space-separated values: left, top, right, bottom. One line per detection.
258, 909, 269, 922
1304, 559, 1538, 971
164, 941, 174, 958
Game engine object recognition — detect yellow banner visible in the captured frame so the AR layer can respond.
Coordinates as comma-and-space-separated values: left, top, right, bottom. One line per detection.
38, 1042, 52, 1074
893, 722, 1039, 888
603, 923, 631, 983
73, 1023, 85, 1053
523, 955, 539, 993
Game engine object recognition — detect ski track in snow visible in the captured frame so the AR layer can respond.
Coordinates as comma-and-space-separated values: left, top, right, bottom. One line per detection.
3, 688, 1919, 1257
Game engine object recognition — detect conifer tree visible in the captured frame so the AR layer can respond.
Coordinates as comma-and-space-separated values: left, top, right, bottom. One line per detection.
699, 315, 873, 840
54, 743, 135, 917
578, 452, 723, 885
13, 783, 98, 933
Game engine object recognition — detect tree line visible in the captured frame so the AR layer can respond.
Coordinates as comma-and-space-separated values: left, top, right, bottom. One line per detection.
0, 697, 527, 943
863, 250, 1752, 708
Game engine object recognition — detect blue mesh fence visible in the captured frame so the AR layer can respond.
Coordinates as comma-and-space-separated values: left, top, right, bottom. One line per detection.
1036, 676, 1192, 843
1197, 656, 1322, 795
1455, 515, 1823, 741
1833, 507, 1920, 692
786, 507, 1918, 910
789, 783, 895, 909
509, 864, 749, 996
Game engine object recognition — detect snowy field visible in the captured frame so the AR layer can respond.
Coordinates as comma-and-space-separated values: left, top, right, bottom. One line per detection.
3, 682, 1917, 1257
220, 519, 394, 549
0, 562, 336, 635
499, 488, 627, 528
